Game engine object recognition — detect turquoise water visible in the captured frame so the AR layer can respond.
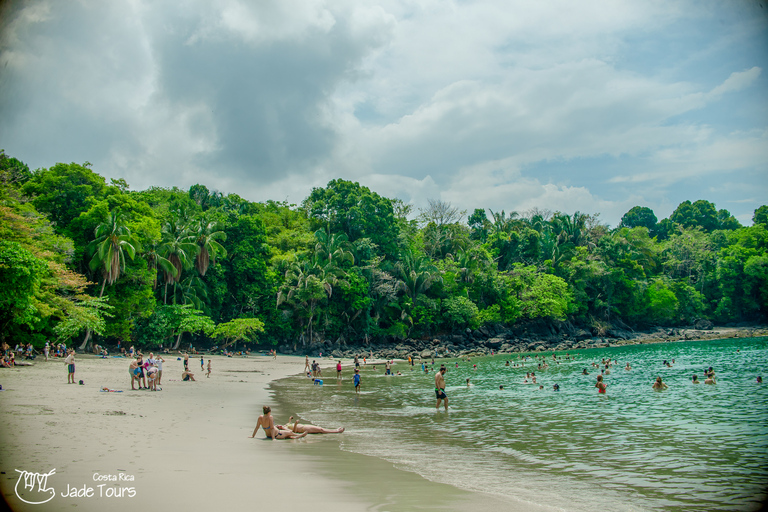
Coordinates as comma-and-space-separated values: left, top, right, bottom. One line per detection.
272, 337, 768, 511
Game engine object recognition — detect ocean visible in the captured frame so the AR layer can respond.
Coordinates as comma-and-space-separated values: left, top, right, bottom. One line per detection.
272, 337, 768, 511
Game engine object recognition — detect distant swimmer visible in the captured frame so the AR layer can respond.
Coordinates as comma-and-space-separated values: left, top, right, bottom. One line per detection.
704, 375, 716, 385
757, 376, 763, 384
553, 383, 560, 391
583, 368, 589, 375
595, 375, 607, 394
435, 366, 448, 411
250, 406, 307, 440
625, 363, 631, 371
692, 375, 700, 384
652, 376, 668, 391
278, 416, 344, 435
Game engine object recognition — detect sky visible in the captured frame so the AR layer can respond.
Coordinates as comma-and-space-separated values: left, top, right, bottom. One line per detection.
0, 0, 767, 227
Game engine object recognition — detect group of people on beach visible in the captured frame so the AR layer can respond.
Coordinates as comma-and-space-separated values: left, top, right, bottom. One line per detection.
128, 352, 164, 390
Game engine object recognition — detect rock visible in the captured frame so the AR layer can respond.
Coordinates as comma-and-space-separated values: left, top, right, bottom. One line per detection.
485, 337, 505, 349
420, 349, 433, 359
693, 319, 714, 330
331, 350, 343, 359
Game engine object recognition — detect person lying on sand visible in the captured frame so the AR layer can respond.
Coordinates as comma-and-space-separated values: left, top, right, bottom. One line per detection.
250, 406, 307, 440
276, 415, 344, 434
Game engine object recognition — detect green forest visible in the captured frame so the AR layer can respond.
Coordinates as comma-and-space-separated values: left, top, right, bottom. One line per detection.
1, 150, 767, 351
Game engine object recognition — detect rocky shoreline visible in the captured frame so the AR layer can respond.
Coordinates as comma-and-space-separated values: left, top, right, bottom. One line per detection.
278, 321, 768, 361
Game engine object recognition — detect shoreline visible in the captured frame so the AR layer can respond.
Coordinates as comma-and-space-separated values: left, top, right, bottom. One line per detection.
0, 353, 555, 512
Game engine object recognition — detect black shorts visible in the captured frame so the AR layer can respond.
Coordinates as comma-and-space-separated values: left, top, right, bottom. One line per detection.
435, 389, 447, 400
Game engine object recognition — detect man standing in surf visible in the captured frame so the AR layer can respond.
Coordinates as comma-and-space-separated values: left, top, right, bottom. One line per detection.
435, 365, 448, 410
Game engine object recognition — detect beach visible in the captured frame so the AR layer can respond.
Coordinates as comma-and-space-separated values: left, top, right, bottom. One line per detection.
0, 353, 550, 512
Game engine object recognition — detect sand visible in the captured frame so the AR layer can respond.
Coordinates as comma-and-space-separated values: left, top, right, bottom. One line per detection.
0, 353, 559, 512
0, 354, 377, 512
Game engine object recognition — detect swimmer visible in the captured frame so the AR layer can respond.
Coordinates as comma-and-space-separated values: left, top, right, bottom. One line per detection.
704, 375, 716, 385
277, 415, 344, 434
499, 385, 504, 390
250, 406, 307, 440
553, 383, 560, 391
582, 368, 589, 375
466, 378, 471, 387
625, 363, 631, 371
652, 376, 668, 390
692, 374, 700, 384
757, 376, 763, 384
595, 375, 607, 394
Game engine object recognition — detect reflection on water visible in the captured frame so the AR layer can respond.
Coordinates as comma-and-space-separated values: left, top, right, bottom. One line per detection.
272, 337, 768, 511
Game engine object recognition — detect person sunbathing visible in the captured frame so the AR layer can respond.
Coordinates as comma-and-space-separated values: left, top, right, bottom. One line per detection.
277, 415, 344, 434
250, 407, 307, 440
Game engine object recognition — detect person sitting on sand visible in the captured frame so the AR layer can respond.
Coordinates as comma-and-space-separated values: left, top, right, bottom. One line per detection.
249, 406, 307, 440
277, 415, 344, 434
182, 369, 196, 381
652, 376, 668, 390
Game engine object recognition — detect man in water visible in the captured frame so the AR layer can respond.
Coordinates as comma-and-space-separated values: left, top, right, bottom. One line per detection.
435, 366, 448, 411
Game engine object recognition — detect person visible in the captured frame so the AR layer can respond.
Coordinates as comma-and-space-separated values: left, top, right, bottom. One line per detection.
336, 360, 342, 379
147, 365, 159, 391
64, 349, 75, 384
499, 385, 504, 390
200, 356, 205, 371
129, 358, 141, 390
385, 360, 391, 375
354, 355, 359, 369
250, 406, 306, 440
582, 368, 589, 375
206, 359, 212, 378
304, 356, 310, 373
44, 342, 49, 361
704, 374, 716, 385
466, 378, 471, 387
353, 368, 361, 394
553, 383, 560, 391
435, 366, 448, 410
136, 353, 147, 389
278, 416, 344, 434
182, 369, 196, 381
625, 362, 631, 371
183, 352, 189, 371
156, 354, 165, 385
595, 374, 607, 394
692, 374, 700, 384
652, 376, 668, 390
757, 376, 763, 384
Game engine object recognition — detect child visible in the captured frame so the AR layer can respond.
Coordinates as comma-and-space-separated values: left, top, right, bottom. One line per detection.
336, 360, 342, 379
65, 349, 76, 384
206, 359, 212, 378
200, 356, 205, 371
353, 368, 361, 394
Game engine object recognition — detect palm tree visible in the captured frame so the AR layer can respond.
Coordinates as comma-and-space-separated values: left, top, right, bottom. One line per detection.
277, 260, 338, 345
192, 216, 227, 276
143, 241, 177, 289
391, 250, 442, 300
81, 210, 140, 349
159, 216, 198, 303
314, 227, 354, 269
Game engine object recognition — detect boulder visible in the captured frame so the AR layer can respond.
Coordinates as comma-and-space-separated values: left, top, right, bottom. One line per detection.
693, 319, 714, 330
331, 350, 343, 359
420, 349, 433, 359
485, 337, 505, 349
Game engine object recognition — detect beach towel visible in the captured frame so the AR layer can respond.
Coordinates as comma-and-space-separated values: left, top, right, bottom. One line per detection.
100, 389, 123, 393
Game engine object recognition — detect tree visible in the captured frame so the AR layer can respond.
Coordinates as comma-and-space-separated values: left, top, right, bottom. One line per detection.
53, 296, 113, 342
191, 215, 227, 276
619, 206, 657, 231
670, 200, 719, 232
303, 179, 400, 258
83, 210, 140, 348
0, 241, 47, 335
418, 199, 466, 228
88, 210, 140, 297
213, 318, 265, 349
753, 205, 768, 227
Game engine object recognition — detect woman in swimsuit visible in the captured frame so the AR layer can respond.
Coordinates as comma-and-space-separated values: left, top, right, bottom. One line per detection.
277, 415, 344, 434
652, 376, 668, 390
250, 406, 307, 440
595, 375, 607, 394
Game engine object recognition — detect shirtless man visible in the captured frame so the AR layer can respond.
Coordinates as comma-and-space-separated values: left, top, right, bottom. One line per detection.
435, 366, 448, 410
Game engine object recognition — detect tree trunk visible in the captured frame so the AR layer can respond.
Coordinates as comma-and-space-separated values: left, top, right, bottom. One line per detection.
172, 332, 183, 350
79, 279, 107, 350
